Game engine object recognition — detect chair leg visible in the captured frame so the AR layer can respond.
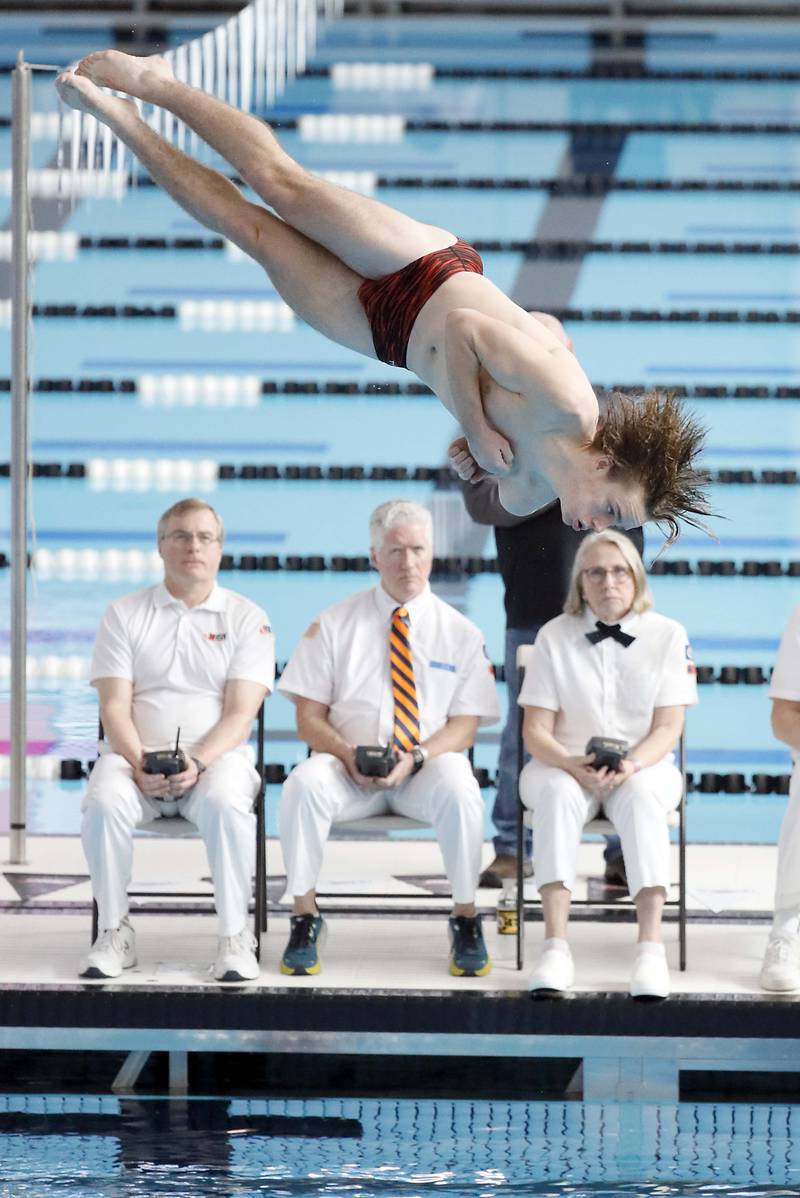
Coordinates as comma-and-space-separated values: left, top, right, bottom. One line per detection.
516, 706, 525, 971
254, 784, 267, 959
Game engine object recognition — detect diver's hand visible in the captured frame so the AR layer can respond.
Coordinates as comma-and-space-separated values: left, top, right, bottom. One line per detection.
468, 428, 514, 477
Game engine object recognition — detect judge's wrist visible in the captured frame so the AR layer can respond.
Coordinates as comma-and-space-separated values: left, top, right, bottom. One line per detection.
410, 745, 428, 774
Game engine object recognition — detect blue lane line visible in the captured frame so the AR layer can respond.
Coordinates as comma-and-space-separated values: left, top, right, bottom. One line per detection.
3, 530, 288, 543
667, 292, 800, 302
647, 366, 800, 375
688, 749, 790, 765
32, 440, 329, 452
706, 447, 800, 456
128, 287, 281, 299
0, 630, 96, 643
687, 226, 800, 235
691, 636, 780, 650
680, 535, 800, 548
81, 360, 366, 371
706, 165, 800, 175
306, 160, 462, 170
718, 109, 800, 119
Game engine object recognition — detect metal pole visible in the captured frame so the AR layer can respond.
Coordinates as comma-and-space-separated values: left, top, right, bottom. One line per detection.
10, 51, 31, 864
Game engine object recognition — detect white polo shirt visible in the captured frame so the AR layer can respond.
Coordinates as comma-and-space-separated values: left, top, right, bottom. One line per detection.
518, 607, 698, 756
278, 583, 500, 745
91, 582, 275, 752
769, 604, 800, 764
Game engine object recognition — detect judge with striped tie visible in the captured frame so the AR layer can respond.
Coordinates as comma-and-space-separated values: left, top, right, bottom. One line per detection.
278, 500, 500, 977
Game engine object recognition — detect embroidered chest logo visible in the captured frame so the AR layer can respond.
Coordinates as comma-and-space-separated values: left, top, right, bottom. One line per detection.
207, 632, 227, 642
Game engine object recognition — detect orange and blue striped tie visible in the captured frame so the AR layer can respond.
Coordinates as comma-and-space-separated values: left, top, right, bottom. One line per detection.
390, 606, 420, 753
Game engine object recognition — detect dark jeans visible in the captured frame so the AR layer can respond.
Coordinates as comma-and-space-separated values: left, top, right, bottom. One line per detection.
491, 624, 622, 867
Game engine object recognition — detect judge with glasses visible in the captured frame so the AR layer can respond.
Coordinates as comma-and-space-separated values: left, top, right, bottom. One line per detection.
81, 498, 274, 983
518, 530, 697, 999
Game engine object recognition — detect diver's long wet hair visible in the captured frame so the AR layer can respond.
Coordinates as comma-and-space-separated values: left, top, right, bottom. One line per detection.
592, 390, 711, 541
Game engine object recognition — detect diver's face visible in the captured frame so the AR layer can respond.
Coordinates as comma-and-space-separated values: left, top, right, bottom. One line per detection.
560, 457, 647, 533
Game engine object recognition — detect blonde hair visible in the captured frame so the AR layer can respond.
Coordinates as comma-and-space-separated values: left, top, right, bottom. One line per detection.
157, 498, 225, 543
564, 530, 653, 616
369, 499, 432, 553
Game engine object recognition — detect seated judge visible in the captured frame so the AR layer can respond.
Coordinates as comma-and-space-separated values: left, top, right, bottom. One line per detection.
518, 530, 697, 999
277, 499, 500, 978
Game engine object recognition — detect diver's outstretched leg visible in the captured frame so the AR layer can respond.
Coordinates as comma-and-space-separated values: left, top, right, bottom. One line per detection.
56, 70, 376, 355
74, 50, 457, 279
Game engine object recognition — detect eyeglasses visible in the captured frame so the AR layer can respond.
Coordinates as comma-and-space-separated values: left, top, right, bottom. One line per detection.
161, 531, 220, 546
582, 566, 632, 582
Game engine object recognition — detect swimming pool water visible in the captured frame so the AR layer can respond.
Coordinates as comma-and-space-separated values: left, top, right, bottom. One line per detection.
2, 1095, 800, 1197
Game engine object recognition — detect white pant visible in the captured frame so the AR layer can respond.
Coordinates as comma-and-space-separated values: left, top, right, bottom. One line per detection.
519, 758, 682, 898
82, 750, 259, 936
774, 768, 800, 913
279, 752, 484, 904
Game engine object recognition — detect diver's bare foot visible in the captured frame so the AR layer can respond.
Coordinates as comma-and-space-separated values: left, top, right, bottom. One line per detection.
55, 71, 138, 124
75, 49, 174, 103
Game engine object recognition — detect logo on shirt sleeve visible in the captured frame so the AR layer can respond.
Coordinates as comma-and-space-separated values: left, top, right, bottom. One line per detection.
259, 624, 271, 635
482, 643, 495, 678
685, 643, 696, 675
207, 632, 227, 642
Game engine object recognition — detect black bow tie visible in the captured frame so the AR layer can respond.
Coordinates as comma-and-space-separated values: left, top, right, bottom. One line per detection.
586, 621, 636, 648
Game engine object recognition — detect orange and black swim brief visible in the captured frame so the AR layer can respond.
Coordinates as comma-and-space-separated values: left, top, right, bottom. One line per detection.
357, 237, 484, 369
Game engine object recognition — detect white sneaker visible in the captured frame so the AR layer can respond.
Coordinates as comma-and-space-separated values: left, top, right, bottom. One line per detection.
214, 928, 260, 982
630, 944, 670, 1000
529, 940, 574, 996
760, 936, 800, 992
80, 919, 137, 979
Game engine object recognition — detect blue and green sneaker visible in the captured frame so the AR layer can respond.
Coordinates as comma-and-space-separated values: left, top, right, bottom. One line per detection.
280, 913, 326, 976
448, 914, 491, 977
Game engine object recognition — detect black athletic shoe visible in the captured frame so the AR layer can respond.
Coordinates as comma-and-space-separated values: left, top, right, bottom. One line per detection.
280, 914, 326, 975
448, 914, 491, 977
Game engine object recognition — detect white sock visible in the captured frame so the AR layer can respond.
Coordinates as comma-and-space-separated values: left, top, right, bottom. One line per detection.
636, 940, 666, 956
543, 937, 570, 955
771, 908, 800, 941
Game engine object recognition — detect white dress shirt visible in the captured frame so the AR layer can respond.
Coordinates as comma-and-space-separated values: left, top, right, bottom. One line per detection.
278, 582, 500, 744
769, 604, 800, 764
518, 607, 698, 755
90, 581, 275, 752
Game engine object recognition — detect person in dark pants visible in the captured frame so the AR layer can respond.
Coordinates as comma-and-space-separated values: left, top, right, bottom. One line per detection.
461, 480, 644, 888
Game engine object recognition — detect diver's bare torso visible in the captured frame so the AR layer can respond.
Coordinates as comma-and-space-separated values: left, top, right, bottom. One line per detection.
402, 270, 599, 516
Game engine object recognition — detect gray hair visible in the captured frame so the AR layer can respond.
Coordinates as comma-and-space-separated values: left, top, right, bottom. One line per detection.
369, 500, 433, 553
157, 498, 225, 544
564, 529, 653, 615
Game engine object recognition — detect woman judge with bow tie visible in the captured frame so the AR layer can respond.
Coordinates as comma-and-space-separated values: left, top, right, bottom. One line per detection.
518, 530, 697, 1000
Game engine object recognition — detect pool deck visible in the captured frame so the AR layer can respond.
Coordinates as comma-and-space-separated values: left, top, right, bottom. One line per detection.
0, 834, 798, 1102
